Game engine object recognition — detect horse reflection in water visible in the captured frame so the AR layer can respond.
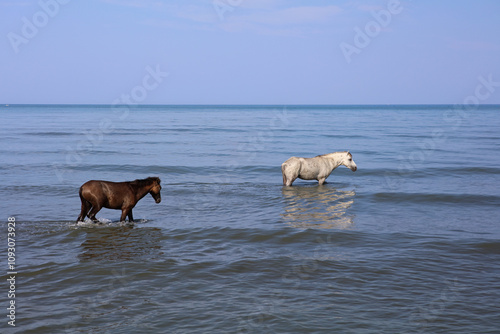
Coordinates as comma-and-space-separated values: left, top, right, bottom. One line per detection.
281, 186, 355, 229
78, 226, 164, 262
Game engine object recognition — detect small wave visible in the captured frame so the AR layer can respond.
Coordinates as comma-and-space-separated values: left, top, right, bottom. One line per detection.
164, 226, 370, 247
0, 184, 75, 197
74, 218, 113, 227
362, 166, 500, 177
25, 131, 76, 137
323, 134, 370, 139
446, 166, 500, 174
372, 192, 500, 206
72, 218, 149, 228
65, 164, 280, 176
472, 241, 500, 254
410, 237, 500, 256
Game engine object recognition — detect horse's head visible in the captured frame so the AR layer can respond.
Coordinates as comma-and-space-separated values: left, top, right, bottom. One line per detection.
148, 177, 162, 203
341, 151, 357, 172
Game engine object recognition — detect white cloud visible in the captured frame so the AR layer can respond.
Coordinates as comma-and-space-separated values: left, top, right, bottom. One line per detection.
449, 39, 500, 51
238, 0, 285, 9
175, 4, 218, 24
356, 4, 384, 12
214, 5, 342, 36
261, 5, 343, 25
101, 0, 164, 8
106, 1, 343, 37
0, 1, 31, 7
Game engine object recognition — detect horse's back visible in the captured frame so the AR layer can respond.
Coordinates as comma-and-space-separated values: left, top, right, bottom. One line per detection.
80, 180, 123, 199
80, 179, 108, 190
302, 156, 331, 173
81, 180, 100, 187
80, 180, 106, 198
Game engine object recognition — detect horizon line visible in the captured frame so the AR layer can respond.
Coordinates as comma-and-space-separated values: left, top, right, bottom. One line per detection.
2, 103, 500, 107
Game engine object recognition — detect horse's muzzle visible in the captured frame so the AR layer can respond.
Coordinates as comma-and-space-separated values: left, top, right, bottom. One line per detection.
155, 197, 162, 204
351, 166, 357, 172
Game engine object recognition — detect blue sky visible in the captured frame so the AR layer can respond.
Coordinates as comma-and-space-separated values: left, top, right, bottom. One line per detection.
1, 0, 500, 104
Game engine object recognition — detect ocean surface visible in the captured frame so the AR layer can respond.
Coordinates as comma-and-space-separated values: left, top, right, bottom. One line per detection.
1, 104, 499, 333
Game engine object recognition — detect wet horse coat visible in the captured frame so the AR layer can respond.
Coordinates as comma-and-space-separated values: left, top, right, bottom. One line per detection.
77, 177, 162, 223
281, 151, 357, 186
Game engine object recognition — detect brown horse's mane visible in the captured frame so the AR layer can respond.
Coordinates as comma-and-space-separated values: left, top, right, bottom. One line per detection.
130, 177, 161, 187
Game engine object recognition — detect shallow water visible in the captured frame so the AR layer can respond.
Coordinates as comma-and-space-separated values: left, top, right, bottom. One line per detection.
1, 104, 499, 333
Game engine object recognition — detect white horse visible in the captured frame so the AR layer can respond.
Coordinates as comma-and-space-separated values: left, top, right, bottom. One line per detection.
281, 151, 357, 186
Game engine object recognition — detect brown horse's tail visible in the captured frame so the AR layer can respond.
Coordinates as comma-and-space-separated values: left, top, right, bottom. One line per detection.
79, 186, 85, 202
77, 185, 92, 222
79, 186, 92, 207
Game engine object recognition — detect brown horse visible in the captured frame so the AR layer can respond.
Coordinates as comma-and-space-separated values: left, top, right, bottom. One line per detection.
76, 177, 162, 223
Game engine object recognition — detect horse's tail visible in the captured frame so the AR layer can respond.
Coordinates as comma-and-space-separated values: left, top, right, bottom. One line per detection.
79, 184, 94, 204
78, 185, 85, 201
281, 163, 287, 186
77, 185, 91, 222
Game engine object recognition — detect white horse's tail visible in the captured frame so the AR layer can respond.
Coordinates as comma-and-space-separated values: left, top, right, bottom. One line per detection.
281, 163, 287, 185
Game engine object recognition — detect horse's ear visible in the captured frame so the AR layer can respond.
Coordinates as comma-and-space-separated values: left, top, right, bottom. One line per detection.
148, 176, 160, 184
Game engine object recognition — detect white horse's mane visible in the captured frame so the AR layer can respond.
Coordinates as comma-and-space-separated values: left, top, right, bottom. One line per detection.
316, 151, 351, 158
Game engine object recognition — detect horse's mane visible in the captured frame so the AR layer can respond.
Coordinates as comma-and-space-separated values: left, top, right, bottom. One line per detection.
316, 151, 351, 158
130, 177, 161, 187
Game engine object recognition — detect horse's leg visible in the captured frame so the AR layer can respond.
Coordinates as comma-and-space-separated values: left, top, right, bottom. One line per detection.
287, 176, 297, 186
284, 171, 297, 186
77, 199, 91, 222
284, 175, 295, 186
88, 204, 102, 223
120, 207, 133, 222
287, 169, 299, 186
318, 177, 326, 185
119, 210, 127, 222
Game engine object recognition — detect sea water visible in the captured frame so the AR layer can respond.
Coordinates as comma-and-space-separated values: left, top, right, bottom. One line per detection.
0, 104, 499, 333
